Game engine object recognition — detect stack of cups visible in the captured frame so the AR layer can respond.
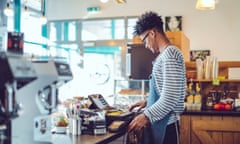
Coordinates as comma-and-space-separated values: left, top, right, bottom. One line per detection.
212, 57, 218, 79
69, 117, 82, 135
196, 58, 203, 79
204, 56, 211, 79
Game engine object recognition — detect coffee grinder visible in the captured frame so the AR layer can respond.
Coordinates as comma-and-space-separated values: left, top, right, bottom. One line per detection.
12, 59, 73, 144
0, 51, 37, 144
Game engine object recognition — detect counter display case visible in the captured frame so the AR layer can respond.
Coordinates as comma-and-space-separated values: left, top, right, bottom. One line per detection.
113, 79, 149, 106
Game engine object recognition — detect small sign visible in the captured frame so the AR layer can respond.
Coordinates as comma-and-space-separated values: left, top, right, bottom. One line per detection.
212, 79, 220, 85
190, 50, 210, 61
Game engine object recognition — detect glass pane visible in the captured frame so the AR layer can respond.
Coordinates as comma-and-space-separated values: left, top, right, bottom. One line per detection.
21, 12, 45, 43
24, 42, 48, 56
68, 21, 77, 41
113, 19, 125, 39
49, 21, 77, 42
7, 17, 14, 31
82, 20, 111, 41
82, 19, 125, 41
127, 18, 137, 39
48, 44, 78, 57
49, 22, 57, 41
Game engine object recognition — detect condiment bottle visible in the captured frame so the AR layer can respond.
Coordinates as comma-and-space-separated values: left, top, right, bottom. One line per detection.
235, 92, 240, 111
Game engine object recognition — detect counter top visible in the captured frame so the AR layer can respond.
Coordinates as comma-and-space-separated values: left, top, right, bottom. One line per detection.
182, 110, 240, 116
52, 131, 125, 144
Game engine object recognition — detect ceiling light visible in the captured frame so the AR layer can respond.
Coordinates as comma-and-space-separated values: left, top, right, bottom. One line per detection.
116, 0, 126, 4
40, 0, 47, 25
22, 5, 30, 18
40, 12, 47, 25
4, 2, 14, 17
196, 0, 216, 10
100, 0, 109, 3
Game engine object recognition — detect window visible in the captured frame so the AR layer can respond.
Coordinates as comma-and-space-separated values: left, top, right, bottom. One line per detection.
81, 19, 125, 41
127, 18, 137, 39
49, 21, 77, 42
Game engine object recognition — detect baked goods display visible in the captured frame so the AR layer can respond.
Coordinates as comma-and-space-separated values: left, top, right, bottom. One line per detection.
118, 89, 147, 96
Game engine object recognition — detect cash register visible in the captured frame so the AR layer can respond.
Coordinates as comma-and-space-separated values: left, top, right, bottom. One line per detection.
88, 94, 134, 133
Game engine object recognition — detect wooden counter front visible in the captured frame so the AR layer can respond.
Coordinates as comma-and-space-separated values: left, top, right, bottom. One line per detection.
180, 111, 240, 144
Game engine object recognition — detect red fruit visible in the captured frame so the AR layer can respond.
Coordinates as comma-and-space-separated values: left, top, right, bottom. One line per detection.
219, 103, 226, 110
225, 104, 232, 111
213, 104, 220, 110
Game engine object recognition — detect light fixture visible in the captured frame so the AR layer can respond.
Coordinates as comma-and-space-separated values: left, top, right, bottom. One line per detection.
116, 0, 126, 4
40, 0, 47, 25
40, 12, 47, 25
100, 0, 109, 3
196, 0, 216, 10
4, 2, 14, 17
22, 5, 30, 18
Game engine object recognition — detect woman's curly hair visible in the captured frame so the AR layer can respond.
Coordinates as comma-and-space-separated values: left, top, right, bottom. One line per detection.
133, 11, 164, 36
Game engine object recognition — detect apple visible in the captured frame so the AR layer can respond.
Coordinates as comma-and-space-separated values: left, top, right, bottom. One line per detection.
224, 103, 232, 111
213, 103, 221, 110
219, 102, 226, 110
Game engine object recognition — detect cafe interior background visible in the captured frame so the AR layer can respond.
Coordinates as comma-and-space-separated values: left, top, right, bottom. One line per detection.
0, 0, 240, 103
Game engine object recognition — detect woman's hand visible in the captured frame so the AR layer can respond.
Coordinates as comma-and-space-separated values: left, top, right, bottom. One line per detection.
128, 100, 147, 112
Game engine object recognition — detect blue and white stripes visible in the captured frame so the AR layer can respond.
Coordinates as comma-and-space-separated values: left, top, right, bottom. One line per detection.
144, 45, 186, 125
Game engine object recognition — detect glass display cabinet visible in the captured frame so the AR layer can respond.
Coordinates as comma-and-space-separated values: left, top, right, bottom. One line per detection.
113, 79, 149, 106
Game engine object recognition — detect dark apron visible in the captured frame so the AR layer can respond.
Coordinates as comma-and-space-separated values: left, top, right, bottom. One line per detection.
143, 74, 170, 144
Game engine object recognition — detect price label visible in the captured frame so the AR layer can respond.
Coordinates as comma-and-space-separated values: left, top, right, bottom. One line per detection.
212, 79, 220, 85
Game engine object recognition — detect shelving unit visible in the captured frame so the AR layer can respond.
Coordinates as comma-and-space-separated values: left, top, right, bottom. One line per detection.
181, 61, 240, 144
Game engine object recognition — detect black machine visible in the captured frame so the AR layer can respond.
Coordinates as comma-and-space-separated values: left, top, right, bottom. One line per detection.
0, 51, 37, 144
88, 94, 134, 133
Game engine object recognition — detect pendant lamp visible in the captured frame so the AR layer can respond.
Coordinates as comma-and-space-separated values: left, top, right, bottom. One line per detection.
196, 0, 215, 10
4, 2, 14, 17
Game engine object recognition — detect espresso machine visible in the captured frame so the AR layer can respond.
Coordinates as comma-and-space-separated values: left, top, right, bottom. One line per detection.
12, 58, 73, 144
0, 51, 37, 144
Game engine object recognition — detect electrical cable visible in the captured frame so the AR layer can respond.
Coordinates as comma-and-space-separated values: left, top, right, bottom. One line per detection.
175, 121, 180, 144
122, 132, 127, 144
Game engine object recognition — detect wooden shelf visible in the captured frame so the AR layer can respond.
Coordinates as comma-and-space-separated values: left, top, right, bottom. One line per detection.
186, 61, 240, 69
186, 61, 240, 79
188, 79, 240, 82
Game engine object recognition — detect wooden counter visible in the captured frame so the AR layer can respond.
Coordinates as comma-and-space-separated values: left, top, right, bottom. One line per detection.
51, 131, 125, 144
180, 110, 240, 144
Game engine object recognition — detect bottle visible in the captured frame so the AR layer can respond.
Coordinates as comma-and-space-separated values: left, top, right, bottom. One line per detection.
186, 83, 194, 104
194, 83, 202, 104
194, 83, 202, 110
206, 94, 213, 110
235, 92, 240, 111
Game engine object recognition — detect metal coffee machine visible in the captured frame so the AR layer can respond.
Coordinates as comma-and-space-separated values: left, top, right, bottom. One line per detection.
0, 51, 37, 144
12, 58, 73, 144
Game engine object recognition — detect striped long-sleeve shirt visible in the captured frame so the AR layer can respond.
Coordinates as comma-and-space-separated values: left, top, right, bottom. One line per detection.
144, 45, 186, 125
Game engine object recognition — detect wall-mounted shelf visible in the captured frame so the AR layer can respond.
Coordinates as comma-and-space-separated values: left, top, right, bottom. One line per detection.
186, 61, 240, 79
